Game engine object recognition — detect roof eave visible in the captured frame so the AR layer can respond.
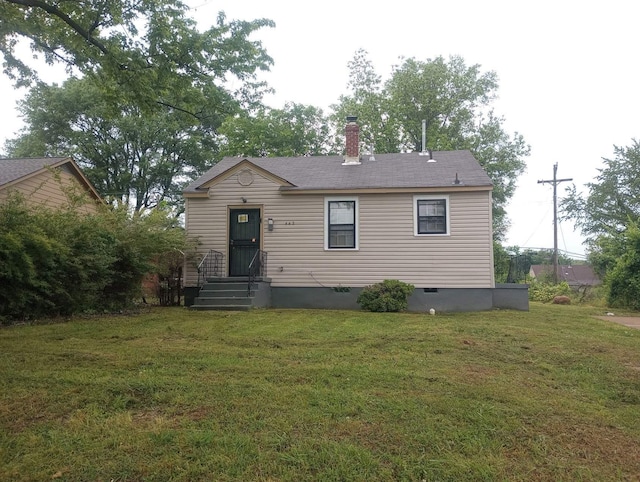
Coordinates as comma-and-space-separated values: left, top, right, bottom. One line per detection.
184, 191, 209, 198
278, 185, 493, 194
60, 158, 104, 203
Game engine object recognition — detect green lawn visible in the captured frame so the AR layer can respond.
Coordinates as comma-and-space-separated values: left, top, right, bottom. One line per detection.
1, 304, 639, 481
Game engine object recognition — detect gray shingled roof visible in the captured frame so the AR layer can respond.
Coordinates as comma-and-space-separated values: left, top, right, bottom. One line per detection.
0, 157, 69, 187
185, 150, 492, 193
530, 265, 602, 286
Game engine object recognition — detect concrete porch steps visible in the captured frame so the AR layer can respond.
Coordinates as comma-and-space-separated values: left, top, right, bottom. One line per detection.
190, 277, 270, 311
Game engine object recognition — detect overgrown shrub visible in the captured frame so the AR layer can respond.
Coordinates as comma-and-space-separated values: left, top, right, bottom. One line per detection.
575, 284, 606, 306
528, 281, 572, 303
357, 279, 415, 312
0, 194, 191, 324
605, 223, 640, 310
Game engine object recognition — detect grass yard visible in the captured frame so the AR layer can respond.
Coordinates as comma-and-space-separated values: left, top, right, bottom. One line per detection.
1, 304, 640, 481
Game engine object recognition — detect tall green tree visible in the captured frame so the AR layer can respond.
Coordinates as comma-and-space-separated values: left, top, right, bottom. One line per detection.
218, 103, 334, 158
331, 49, 398, 154
332, 51, 529, 240
2, 0, 275, 212
562, 140, 640, 309
464, 111, 529, 237
6, 76, 217, 212
385, 56, 498, 151
561, 140, 640, 240
0, 1, 274, 117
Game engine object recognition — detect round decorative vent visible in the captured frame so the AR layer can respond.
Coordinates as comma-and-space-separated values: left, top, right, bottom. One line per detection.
237, 169, 254, 186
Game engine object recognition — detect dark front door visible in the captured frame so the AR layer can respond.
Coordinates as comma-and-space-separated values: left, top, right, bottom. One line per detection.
229, 208, 261, 277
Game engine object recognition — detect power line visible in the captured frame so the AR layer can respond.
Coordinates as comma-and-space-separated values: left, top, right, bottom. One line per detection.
520, 203, 552, 247
513, 246, 588, 260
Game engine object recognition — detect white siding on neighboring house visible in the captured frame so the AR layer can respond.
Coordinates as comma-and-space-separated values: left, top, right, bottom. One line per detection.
185, 166, 494, 288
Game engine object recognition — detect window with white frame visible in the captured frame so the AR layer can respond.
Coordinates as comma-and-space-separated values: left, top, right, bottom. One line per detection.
414, 195, 450, 235
325, 197, 358, 249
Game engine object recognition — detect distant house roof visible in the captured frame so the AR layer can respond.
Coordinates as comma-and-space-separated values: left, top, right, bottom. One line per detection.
530, 264, 602, 286
0, 157, 67, 187
0, 156, 102, 202
184, 150, 493, 194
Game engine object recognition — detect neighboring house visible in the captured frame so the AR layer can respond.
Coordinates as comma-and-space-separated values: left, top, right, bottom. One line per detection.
529, 264, 602, 288
183, 118, 528, 312
0, 157, 102, 213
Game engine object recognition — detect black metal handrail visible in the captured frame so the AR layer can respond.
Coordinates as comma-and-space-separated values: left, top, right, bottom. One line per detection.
248, 249, 267, 295
197, 249, 223, 287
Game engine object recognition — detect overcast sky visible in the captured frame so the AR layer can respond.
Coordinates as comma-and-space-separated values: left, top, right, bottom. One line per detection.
1, 0, 638, 257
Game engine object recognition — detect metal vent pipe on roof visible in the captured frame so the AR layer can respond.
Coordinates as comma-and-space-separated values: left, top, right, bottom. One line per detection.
419, 119, 429, 156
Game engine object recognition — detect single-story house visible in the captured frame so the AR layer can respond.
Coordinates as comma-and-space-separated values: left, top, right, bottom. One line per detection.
183, 118, 528, 312
0, 156, 102, 212
529, 264, 601, 288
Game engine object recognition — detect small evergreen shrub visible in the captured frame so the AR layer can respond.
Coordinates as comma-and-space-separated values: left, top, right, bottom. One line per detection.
357, 279, 415, 312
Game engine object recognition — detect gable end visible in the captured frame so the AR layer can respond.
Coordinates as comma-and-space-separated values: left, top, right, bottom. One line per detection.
187, 159, 296, 198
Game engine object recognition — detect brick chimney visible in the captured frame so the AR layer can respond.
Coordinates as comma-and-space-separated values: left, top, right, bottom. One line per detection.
342, 116, 361, 165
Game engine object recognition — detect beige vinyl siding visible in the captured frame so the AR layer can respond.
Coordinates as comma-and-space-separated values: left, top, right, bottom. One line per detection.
185, 167, 494, 288
0, 168, 98, 214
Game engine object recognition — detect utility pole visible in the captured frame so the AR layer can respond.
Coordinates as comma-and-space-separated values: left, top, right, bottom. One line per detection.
538, 163, 573, 283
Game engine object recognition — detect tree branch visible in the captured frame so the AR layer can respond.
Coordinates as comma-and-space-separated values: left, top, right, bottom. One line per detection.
6, 0, 111, 57
155, 100, 204, 121
28, 34, 76, 66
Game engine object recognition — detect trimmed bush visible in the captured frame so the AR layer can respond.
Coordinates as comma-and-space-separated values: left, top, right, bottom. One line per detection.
357, 279, 415, 312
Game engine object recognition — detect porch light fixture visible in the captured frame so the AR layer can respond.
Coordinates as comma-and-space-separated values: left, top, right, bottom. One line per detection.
241, 197, 247, 203
268, 218, 274, 231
